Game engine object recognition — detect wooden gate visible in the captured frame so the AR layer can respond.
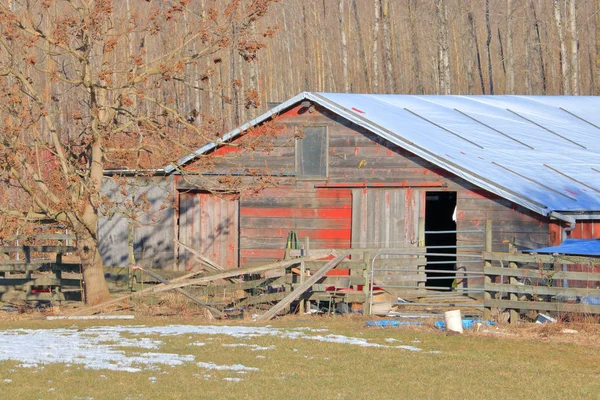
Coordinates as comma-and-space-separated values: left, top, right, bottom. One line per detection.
177, 192, 239, 271
352, 188, 423, 296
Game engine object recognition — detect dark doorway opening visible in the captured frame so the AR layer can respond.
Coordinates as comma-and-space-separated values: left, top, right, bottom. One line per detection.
425, 192, 457, 290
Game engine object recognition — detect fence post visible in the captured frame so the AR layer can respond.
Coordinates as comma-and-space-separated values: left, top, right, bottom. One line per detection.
362, 251, 371, 316
483, 220, 493, 320
417, 218, 426, 298
508, 261, 519, 323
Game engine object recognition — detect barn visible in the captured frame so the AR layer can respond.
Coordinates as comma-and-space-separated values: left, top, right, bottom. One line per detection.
99, 92, 600, 297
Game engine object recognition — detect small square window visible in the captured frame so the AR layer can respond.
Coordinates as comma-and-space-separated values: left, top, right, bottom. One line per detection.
295, 126, 328, 179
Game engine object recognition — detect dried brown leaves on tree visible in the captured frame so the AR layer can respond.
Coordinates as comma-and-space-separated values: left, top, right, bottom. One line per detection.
0, 0, 278, 305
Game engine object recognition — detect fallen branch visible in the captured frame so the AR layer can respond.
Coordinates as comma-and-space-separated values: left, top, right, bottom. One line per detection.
256, 252, 348, 321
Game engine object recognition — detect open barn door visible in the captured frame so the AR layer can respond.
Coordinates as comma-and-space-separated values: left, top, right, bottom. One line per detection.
177, 191, 239, 271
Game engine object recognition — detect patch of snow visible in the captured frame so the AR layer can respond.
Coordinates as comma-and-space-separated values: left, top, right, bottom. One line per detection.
223, 377, 242, 382
0, 324, 423, 373
397, 346, 422, 352
3, 379, 12, 383
251, 345, 275, 351
197, 362, 259, 372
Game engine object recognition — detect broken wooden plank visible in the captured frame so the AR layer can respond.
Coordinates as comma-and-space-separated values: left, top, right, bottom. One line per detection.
67, 265, 219, 316
148, 252, 334, 294
67, 251, 333, 316
256, 252, 349, 321
175, 239, 240, 283
174, 239, 224, 271
136, 267, 224, 318
237, 292, 288, 307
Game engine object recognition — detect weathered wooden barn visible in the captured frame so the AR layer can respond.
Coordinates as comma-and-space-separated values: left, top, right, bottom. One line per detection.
99, 93, 600, 294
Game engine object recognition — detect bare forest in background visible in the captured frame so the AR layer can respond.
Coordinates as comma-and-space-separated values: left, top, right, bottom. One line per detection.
254, 0, 600, 125
5, 0, 600, 153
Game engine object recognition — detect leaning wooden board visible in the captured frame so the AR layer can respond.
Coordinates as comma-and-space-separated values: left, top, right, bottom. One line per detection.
256, 252, 349, 321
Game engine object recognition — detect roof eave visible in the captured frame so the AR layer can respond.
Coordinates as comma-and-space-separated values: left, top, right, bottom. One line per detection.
162, 92, 314, 174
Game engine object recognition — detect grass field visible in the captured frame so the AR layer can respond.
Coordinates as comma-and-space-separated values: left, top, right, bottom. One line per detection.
0, 315, 599, 400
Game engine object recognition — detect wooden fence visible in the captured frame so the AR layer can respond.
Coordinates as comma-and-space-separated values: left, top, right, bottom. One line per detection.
483, 251, 600, 322
0, 235, 82, 303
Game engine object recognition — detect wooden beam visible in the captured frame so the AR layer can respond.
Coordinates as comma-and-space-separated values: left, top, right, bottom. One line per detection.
486, 299, 600, 314
174, 239, 225, 271
256, 252, 349, 321
484, 266, 600, 281
484, 251, 600, 265
0, 246, 77, 253
485, 283, 600, 298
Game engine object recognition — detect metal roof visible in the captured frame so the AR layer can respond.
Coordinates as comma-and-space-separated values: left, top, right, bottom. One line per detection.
165, 92, 600, 218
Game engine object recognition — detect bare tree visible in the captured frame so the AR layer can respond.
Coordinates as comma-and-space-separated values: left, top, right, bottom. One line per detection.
567, 0, 579, 95
485, 0, 494, 94
339, 0, 349, 92
0, 0, 277, 305
373, 0, 381, 92
352, 0, 370, 90
505, 0, 515, 93
409, 0, 424, 94
435, 0, 452, 94
554, 0, 570, 94
531, 0, 547, 94
381, 0, 396, 93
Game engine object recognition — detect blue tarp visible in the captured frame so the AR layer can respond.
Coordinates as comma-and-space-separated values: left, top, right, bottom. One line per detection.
524, 238, 600, 257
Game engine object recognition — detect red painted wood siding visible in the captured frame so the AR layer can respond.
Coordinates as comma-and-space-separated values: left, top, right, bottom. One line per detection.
239, 187, 352, 266
178, 192, 239, 270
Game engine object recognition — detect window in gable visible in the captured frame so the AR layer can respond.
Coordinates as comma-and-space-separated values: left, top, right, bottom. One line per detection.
295, 126, 328, 179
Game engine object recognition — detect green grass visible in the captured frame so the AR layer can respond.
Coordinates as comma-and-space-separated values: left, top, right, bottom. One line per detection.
0, 317, 599, 399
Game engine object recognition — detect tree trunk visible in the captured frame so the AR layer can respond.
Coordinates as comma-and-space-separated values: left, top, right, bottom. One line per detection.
468, 7, 486, 94
530, 0, 547, 94
339, 0, 349, 92
435, 0, 452, 94
554, 0, 569, 94
506, 0, 515, 93
596, 0, 600, 94
465, 4, 475, 94
567, 0, 579, 95
302, 2, 310, 90
485, 0, 494, 95
77, 229, 111, 305
381, 0, 395, 93
409, 0, 424, 94
525, 6, 532, 95
352, 0, 370, 90
373, 0, 380, 92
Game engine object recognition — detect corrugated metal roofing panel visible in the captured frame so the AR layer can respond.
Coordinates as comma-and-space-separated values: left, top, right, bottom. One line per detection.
165, 92, 600, 217
314, 93, 600, 215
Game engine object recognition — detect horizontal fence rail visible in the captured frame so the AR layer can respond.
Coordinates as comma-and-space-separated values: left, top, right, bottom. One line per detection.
483, 252, 600, 322
0, 236, 82, 303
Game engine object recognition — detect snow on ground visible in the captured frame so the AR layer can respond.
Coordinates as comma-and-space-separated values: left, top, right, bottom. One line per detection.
0, 325, 426, 373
